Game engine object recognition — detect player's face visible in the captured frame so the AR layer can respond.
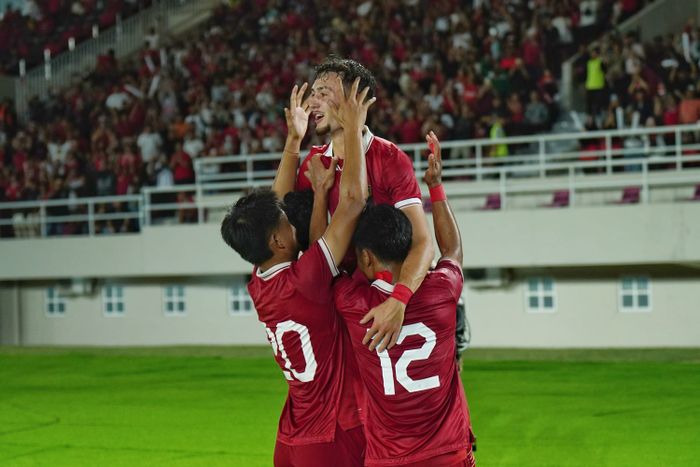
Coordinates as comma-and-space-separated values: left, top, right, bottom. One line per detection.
309, 72, 343, 136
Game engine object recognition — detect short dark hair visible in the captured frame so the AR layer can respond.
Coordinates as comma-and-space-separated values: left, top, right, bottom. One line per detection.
283, 190, 314, 252
353, 203, 412, 264
220, 188, 282, 265
315, 56, 377, 99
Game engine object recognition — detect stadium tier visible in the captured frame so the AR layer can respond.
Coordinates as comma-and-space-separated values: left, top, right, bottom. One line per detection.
1, 0, 658, 225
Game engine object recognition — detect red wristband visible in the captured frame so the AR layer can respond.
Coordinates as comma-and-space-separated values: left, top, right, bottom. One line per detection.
390, 284, 413, 305
429, 184, 446, 202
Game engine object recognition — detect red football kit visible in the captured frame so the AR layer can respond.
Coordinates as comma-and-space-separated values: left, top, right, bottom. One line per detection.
247, 238, 364, 465
334, 259, 474, 466
295, 128, 422, 271
295, 127, 422, 212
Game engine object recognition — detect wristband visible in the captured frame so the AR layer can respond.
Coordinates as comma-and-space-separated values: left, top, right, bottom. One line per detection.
429, 184, 446, 203
390, 284, 413, 305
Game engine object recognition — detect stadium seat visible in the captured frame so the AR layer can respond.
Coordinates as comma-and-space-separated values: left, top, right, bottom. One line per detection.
612, 186, 641, 205
479, 194, 501, 210
681, 184, 700, 202
541, 190, 570, 208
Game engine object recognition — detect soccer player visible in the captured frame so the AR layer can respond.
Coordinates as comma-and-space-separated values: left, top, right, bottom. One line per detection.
295, 56, 435, 352
220, 79, 375, 466
332, 132, 476, 466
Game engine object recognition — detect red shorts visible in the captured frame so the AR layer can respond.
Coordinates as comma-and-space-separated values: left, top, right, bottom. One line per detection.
273, 423, 366, 467
399, 448, 476, 467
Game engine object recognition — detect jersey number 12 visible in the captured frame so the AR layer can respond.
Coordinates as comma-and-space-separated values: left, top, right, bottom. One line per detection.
376, 322, 440, 396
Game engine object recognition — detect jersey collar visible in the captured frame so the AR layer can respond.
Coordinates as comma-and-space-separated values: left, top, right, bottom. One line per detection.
256, 261, 291, 281
371, 279, 394, 295
323, 126, 374, 159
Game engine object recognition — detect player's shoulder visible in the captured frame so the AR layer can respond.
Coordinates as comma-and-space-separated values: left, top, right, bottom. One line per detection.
420, 259, 462, 288
369, 134, 400, 155
368, 134, 412, 165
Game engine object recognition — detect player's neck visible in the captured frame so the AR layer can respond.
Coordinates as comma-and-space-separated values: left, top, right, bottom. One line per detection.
387, 263, 402, 284
375, 262, 402, 285
330, 126, 366, 160
258, 252, 295, 274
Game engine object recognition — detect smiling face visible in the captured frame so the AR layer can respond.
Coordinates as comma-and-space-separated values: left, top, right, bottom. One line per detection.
309, 72, 344, 136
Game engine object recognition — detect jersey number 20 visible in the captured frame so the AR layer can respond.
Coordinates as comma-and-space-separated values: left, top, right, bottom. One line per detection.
376, 322, 440, 395
266, 320, 318, 382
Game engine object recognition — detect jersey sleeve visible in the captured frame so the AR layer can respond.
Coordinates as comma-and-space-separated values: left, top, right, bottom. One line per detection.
433, 258, 465, 302
387, 146, 422, 209
294, 154, 313, 192
290, 237, 340, 303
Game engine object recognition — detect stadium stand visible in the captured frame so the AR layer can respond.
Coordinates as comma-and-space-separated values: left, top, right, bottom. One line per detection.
0, 0, 154, 74
5, 0, 696, 240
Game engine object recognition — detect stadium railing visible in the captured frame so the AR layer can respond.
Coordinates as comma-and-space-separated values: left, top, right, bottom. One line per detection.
0, 194, 142, 238
2, 124, 700, 239
195, 123, 700, 183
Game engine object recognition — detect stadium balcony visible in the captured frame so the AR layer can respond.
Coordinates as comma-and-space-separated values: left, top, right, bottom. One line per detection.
1, 121, 699, 240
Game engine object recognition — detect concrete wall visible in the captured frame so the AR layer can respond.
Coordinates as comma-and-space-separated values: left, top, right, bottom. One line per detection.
2, 202, 700, 280
467, 268, 700, 348
2, 268, 698, 347
8, 277, 267, 346
0, 283, 20, 345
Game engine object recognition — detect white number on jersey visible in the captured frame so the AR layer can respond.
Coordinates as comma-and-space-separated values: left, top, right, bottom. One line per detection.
376, 322, 440, 396
265, 320, 318, 383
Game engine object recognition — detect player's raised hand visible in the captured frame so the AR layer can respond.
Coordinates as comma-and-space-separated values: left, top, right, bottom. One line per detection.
284, 83, 310, 141
304, 154, 338, 193
423, 131, 442, 188
360, 298, 405, 352
327, 76, 376, 131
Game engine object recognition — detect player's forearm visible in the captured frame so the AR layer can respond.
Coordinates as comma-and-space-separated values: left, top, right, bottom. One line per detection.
310, 191, 329, 245
432, 199, 463, 265
396, 230, 434, 292
271, 135, 302, 198
339, 125, 368, 210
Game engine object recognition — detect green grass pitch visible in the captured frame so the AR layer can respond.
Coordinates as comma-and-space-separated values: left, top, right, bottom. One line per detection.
1, 347, 698, 466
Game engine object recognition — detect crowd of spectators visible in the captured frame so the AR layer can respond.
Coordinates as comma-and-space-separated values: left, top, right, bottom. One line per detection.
0, 0, 154, 74
0, 0, 649, 237
576, 20, 700, 165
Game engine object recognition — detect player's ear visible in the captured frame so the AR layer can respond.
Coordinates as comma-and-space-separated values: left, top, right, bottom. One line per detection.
358, 248, 374, 269
269, 231, 285, 252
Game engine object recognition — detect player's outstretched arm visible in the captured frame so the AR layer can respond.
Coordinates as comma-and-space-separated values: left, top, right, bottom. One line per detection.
424, 131, 462, 264
305, 154, 338, 246
323, 77, 375, 265
272, 83, 309, 198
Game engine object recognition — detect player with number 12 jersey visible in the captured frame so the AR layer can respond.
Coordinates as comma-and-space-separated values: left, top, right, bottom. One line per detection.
333, 132, 475, 466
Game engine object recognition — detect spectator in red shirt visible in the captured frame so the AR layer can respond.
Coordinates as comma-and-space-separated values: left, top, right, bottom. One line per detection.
170, 142, 194, 185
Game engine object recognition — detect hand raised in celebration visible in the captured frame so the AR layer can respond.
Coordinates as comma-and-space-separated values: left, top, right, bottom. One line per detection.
423, 131, 442, 188
304, 154, 338, 193
327, 76, 376, 131
284, 83, 310, 141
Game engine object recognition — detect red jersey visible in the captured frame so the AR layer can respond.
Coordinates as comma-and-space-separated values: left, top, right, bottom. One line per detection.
248, 238, 362, 446
295, 127, 422, 270
295, 127, 422, 214
334, 259, 471, 466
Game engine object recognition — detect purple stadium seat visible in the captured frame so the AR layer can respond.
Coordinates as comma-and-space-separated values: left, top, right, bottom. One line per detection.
479, 193, 501, 210
612, 186, 641, 205
542, 190, 570, 208
690, 184, 700, 201
678, 184, 700, 202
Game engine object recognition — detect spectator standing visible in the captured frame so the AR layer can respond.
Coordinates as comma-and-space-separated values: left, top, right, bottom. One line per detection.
586, 47, 607, 117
